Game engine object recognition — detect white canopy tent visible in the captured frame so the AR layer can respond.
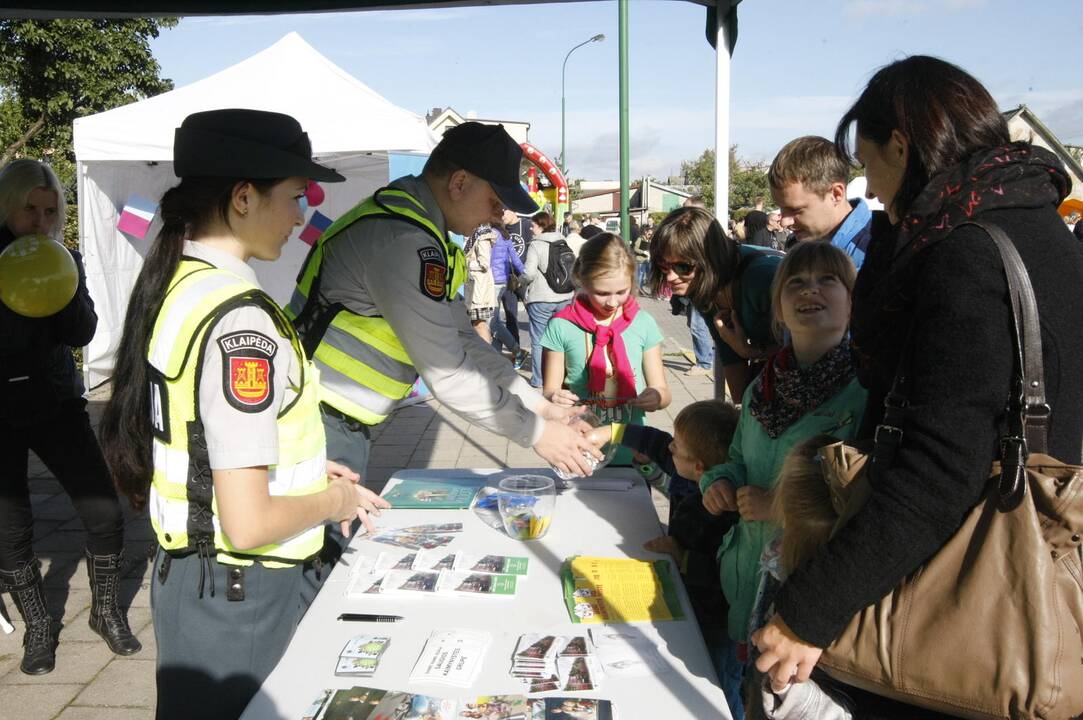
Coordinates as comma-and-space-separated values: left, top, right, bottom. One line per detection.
73, 31, 438, 388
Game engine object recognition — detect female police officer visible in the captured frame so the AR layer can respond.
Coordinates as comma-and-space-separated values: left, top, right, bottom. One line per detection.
0, 159, 139, 675
99, 109, 389, 720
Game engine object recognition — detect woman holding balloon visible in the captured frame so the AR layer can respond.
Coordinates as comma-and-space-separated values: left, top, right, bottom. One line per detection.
0, 158, 140, 676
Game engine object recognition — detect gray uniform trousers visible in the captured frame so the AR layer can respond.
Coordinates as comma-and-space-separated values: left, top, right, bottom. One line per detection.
298, 407, 372, 611
152, 549, 302, 720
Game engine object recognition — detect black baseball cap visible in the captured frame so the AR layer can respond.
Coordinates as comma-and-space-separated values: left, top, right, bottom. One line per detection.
173, 109, 345, 182
436, 122, 538, 214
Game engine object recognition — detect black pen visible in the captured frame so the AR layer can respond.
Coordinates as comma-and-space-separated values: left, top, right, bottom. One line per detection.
337, 613, 402, 623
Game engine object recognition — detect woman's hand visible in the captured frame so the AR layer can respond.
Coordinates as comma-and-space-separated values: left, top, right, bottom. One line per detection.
736, 485, 773, 521
629, 387, 663, 411
713, 308, 757, 359
326, 459, 360, 484
325, 465, 391, 536
547, 388, 580, 407
752, 614, 824, 692
702, 478, 737, 515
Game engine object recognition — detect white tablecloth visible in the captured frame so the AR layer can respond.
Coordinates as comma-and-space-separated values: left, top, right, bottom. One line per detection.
240, 468, 732, 719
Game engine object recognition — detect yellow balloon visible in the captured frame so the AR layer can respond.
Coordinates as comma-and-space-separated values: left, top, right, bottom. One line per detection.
0, 234, 79, 318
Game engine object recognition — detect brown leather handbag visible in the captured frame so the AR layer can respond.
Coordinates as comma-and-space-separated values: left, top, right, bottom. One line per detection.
815, 221, 1083, 720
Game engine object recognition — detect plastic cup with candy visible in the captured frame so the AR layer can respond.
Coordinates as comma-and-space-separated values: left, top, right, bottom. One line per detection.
498, 474, 556, 540
0, 234, 78, 318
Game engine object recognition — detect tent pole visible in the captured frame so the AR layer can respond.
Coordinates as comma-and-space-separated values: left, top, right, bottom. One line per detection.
713, 6, 730, 225
713, 3, 731, 401
618, 0, 630, 240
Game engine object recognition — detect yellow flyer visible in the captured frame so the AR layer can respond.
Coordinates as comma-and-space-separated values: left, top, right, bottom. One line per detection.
561, 556, 685, 624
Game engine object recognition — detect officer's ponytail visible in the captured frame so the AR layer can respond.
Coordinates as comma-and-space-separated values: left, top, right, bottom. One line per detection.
100, 177, 276, 509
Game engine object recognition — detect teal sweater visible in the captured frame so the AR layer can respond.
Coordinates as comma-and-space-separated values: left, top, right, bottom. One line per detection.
699, 377, 866, 641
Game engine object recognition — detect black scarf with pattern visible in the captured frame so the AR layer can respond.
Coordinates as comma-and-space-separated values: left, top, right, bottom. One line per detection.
851, 143, 1070, 371
749, 340, 854, 438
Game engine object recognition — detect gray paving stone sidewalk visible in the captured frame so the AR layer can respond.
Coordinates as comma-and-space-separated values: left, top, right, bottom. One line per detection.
0, 294, 719, 719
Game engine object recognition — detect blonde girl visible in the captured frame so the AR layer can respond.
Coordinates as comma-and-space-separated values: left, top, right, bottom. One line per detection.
540, 232, 670, 465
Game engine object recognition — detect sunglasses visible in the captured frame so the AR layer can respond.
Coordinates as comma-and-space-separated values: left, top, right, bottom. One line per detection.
656, 260, 696, 277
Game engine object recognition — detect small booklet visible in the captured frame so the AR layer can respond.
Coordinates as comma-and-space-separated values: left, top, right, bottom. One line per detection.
437, 570, 518, 597
457, 553, 529, 576
525, 698, 614, 720
335, 634, 391, 677
382, 478, 486, 509
557, 655, 600, 692
321, 686, 386, 720
510, 634, 563, 692
410, 628, 492, 688
382, 569, 442, 594
394, 522, 464, 534
370, 690, 456, 720
456, 695, 529, 720
370, 532, 457, 550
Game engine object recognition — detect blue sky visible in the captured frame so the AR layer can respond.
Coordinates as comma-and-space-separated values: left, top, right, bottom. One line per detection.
149, 0, 1083, 182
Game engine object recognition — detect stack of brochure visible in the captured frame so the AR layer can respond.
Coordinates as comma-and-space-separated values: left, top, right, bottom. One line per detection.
334, 635, 390, 678
511, 634, 602, 694
410, 628, 492, 688
345, 551, 526, 599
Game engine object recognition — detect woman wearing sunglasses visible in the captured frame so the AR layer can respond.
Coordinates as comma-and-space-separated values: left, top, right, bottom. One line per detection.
649, 206, 784, 401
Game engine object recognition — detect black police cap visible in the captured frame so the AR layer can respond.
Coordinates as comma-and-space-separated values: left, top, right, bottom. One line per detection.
173, 109, 345, 183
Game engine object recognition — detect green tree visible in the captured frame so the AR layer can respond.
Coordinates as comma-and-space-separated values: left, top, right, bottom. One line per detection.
0, 19, 177, 246
680, 148, 715, 211
680, 145, 772, 214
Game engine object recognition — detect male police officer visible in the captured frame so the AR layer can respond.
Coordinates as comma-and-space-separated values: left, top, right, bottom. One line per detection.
289, 122, 599, 518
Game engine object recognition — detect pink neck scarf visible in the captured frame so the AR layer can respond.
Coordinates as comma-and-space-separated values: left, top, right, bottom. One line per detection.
554, 295, 640, 399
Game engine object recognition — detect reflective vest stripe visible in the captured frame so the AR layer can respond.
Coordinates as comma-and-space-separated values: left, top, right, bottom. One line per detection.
318, 324, 415, 388
328, 314, 413, 365
314, 361, 407, 424
149, 270, 250, 374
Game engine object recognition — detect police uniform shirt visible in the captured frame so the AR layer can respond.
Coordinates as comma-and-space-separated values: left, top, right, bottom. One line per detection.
183, 241, 299, 470
317, 175, 545, 447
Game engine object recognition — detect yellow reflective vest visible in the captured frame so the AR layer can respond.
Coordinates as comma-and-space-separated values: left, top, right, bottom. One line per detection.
287, 186, 465, 425
147, 258, 327, 567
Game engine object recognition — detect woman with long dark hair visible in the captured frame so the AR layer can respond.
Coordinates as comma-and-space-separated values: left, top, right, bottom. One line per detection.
752, 55, 1083, 718
0, 159, 139, 675
99, 109, 389, 719
649, 206, 783, 401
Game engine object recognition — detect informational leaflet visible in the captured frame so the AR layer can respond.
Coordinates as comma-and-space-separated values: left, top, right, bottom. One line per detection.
380, 478, 486, 509
561, 556, 685, 624
409, 629, 492, 688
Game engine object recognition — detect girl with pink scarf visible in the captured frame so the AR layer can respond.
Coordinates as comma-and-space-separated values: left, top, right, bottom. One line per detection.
539, 233, 671, 465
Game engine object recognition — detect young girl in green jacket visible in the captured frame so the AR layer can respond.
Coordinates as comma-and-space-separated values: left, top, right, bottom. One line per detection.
700, 241, 866, 720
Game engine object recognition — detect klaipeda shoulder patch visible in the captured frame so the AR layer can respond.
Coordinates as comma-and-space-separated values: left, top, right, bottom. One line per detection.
217, 331, 277, 413
417, 246, 447, 301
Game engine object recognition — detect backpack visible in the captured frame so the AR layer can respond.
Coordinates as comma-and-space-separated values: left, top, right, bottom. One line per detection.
542, 239, 576, 293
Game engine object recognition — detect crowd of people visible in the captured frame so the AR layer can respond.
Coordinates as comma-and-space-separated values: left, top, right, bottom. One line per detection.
1, 53, 1081, 720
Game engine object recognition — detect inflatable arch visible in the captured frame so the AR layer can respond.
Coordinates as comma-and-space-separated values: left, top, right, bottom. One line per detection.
520, 142, 569, 222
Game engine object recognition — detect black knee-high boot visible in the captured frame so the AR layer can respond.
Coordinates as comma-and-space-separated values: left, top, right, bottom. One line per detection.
0, 558, 59, 675
85, 550, 141, 656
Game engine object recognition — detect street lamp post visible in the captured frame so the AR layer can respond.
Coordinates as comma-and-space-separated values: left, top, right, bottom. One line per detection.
561, 33, 605, 177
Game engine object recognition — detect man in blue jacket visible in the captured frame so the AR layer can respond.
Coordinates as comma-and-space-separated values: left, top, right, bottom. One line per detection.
768, 135, 872, 269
